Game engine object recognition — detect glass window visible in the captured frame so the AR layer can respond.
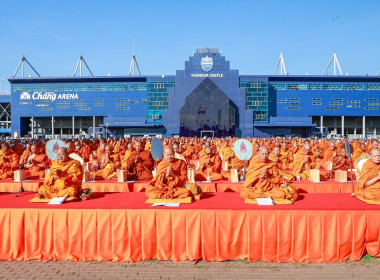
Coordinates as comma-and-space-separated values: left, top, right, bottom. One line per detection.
366, 84, 380, 91
309, 84, 321, 90
312, 98, 321, 101
344, 84, 364, 90
323, 84, 343, 90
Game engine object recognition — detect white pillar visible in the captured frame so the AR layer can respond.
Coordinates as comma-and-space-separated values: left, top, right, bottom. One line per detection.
51, 116, 54, 138
354, 118, 357, 137
320, 116, 323, 136
93, 116, 96, 138
341, 116, 345, 137
72, 116, 75, 138
363, 116, 366, 139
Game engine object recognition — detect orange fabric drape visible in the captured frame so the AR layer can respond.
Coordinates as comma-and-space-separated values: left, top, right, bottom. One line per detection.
1, 207, 380, 262
78, 181, 356, 194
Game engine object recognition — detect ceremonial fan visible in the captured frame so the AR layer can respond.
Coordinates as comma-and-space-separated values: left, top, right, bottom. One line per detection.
233, 139, 253, 181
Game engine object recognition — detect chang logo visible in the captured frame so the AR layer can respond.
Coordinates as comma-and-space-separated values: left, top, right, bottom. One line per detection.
201, 55, 213, 72
20, 91, 31, 100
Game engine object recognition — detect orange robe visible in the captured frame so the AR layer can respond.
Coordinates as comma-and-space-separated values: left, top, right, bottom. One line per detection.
20, 149, 32, 164
93, 154, 119, 180
125, 150, 154, 181
121, 150, 132, 170
25, 153, 49, 179
79, 144, 92, 162
321, 148, 336, 169
0, 152, 20, 179
352, 149, 366, 164
11, 144, 24, 156
145, 158, 191, 199
240, 156, 297, 201
195, 153, 224, 181
354, 160, 380, 201
37, 158, 83, 201
290, 150, 316, 181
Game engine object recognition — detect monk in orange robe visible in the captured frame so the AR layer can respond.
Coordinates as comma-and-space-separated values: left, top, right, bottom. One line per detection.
11, 140, 24, 156
78, 140, 92, 162
0, 143, 20, 179
240, 146, 297, 202
223, 152, 247, 180
332, 147, 350, 171
121, 143, 134, 170
146, 145, 191, 199
280, 142, 293, 167
366, 139, 379, 153
93, 145, 119, 180
354, 148, 380, 203
36, 147, 83, 201
125, 141, 154, 181
319, 141, 337, 169
352, 143, 367, 164
24, 144, 49, 179
289, 143, 316, 181
20, 143, 32, 164
195, 147, 224, 181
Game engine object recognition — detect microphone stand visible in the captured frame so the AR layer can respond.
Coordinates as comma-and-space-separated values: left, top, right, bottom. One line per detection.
16, 162, 25, 197
11, 161, 28, 197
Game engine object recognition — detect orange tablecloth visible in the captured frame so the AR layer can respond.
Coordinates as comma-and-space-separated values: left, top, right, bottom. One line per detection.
290, 181, 356, 193
0, 180, 43, 192
81, 181, 218, 192
1, 192, 380, 263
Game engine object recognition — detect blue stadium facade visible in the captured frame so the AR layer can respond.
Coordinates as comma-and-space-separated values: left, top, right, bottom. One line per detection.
7, 48, 380, 138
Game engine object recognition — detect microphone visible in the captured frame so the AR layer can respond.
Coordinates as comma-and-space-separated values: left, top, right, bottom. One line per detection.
18, 160, 30, 167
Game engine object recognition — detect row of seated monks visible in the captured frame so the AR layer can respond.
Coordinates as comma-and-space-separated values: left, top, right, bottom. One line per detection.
0, 136, 379, 203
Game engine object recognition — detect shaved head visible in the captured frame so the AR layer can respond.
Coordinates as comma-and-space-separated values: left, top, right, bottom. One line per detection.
57, 147, 69, 163
259, 146, 269, 162
163, 145, 175, 162
370, 148, 380, 164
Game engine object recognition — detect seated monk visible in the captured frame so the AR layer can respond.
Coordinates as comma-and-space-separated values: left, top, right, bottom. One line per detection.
121, 143, 134, 169
194, 147, 224, 181
24, 144, 49, 179
332, 147, 352, 179
36, 147, 83, 201
354, 148, 380, 203
240, 146, 298, 202
320, 141, 337, 169
93, 145, 119, 180
125, 141, 154, 181
289, 143, 317, 181
223, 152, 247, 180
20, 143, 32, 165
352, 143, 367, 164
145, 145, 192, 199
0, 143, 20, 180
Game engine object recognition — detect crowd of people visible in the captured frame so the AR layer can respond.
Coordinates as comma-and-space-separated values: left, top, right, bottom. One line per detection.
0, 136, 379, 203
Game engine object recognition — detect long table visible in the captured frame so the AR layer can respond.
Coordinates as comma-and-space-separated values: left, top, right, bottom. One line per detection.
0, 192, 379, 263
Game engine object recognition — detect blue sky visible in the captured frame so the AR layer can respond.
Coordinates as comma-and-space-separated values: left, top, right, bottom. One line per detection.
1, 0, 380, 92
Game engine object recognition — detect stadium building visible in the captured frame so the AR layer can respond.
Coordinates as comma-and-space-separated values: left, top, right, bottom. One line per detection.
6, 48, 380, 138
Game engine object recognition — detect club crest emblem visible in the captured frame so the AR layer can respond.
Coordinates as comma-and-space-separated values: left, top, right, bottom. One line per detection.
20, 91, 31, 100
201, 55, 213, 72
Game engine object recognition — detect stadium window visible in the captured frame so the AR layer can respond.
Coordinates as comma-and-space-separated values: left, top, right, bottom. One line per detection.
312, 102, 321, 105
334, 98, 343, 101
312, 98, 321, 101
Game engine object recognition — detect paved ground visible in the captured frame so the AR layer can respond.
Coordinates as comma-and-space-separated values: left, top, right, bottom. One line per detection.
1, 255, 380, 280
